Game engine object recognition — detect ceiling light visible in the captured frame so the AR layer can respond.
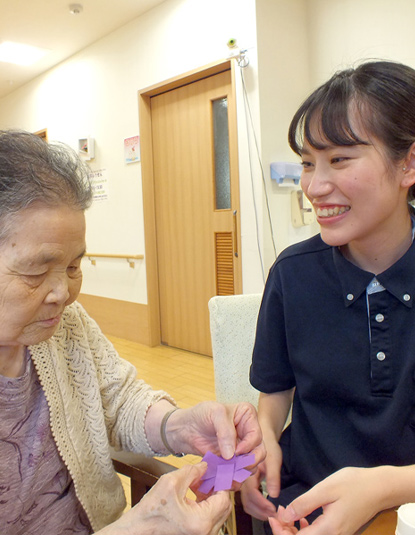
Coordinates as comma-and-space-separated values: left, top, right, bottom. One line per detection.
0, 41, 49, 66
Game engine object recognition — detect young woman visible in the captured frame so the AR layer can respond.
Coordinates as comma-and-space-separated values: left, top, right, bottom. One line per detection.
243, 60, 415, 535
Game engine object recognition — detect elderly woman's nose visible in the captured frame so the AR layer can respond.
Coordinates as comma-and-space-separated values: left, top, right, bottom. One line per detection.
44, 273, 70, 303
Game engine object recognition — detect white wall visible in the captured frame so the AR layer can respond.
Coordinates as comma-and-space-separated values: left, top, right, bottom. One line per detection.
0, 0, 265, 301
307, 0, 415, 86
3, 0, 415, 305
256, 0, 318, 277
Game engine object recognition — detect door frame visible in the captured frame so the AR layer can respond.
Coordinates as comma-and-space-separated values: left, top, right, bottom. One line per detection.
138, 58, 241, 346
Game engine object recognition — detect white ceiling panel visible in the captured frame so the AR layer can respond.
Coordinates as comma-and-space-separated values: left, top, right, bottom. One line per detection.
0, 0, 166, 98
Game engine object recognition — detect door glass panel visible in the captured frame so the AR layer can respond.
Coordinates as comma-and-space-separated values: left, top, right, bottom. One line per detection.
212, 98, 231, 210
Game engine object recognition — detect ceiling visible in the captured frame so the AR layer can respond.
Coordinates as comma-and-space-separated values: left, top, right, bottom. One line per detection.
0, 0, 166, 99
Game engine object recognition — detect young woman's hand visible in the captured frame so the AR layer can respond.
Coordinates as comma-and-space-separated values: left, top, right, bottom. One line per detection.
241, 388, 293, 519
240, 438, 283, 521
240, 462, 277, 521
269, 506, 309, 535
270, 467, 387, 535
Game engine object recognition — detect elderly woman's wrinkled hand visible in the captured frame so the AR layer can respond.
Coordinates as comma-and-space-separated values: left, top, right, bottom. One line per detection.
97, 462, 232, 535
167, 401, 266, 470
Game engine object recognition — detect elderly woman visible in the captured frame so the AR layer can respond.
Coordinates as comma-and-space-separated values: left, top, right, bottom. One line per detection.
0, 130, 264, 535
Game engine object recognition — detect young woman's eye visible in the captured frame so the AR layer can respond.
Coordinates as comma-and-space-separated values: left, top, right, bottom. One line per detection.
331, 157, 350, 164
301, 160, 313, 169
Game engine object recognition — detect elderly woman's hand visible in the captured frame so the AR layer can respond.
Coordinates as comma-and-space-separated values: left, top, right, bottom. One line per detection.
167, 401, 265, 468
97, 462, 232, 535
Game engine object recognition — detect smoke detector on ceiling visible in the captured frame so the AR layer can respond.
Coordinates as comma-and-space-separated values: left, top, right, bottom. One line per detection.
69, 4, 83, 15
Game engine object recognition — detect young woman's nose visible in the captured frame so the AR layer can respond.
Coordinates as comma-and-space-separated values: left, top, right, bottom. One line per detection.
302, 167, 333, 201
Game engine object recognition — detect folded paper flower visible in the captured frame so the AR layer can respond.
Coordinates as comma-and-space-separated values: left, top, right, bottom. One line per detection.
198, 451, 255, 493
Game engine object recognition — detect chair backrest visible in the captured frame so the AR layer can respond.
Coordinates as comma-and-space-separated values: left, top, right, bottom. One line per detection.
208, 294, 262, 407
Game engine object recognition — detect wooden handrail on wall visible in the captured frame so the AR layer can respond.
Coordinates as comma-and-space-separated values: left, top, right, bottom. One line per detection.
85, 253, 144, 268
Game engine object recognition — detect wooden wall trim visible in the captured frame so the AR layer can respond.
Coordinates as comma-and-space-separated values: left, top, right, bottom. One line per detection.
139, 59, 232, 97
77, 294, 151, 345
139, 91, 161, 347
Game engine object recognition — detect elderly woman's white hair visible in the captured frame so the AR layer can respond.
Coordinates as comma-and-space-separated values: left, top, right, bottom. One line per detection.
0, 130, 93, 240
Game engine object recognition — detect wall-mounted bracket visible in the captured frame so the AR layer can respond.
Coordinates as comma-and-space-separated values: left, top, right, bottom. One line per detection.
270, 162, 302, 186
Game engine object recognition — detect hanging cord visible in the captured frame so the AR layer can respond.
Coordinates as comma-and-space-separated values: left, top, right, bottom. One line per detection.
239, 63, 278, 283
240, 68, 266, 283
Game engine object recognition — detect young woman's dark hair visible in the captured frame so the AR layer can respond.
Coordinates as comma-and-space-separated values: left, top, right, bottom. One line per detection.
288, 60, 415, 200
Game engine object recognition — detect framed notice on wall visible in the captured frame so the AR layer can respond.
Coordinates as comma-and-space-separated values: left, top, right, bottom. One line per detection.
88, 168, 109, 202
79, 137, 95, 160
124, 135, 140, 164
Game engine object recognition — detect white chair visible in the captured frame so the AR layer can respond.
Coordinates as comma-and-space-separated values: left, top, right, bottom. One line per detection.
208, 294, 262, 407
209, 294, 264, 535
209, 292, 292, 432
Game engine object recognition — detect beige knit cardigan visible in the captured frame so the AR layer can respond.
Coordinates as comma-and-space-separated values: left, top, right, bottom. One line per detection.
29, 301, 173, 532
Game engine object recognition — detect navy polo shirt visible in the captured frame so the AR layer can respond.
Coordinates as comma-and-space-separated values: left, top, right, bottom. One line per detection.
250, 233, 415, 488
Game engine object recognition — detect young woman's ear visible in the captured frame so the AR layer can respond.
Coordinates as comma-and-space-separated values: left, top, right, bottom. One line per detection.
401, 142, 415, 188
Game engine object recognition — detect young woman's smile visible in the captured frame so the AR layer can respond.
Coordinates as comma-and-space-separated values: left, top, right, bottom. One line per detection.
314, 204, 350, 219
299, 130, 414, 273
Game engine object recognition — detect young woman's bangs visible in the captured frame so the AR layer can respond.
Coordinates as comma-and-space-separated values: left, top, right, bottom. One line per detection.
303, 99, 366, 151
289, 87, 369, 155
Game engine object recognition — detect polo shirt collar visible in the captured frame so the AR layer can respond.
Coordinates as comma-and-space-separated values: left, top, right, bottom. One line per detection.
333, 239, 415, 308
376, 241, 415, 307
333, 247, 373, 307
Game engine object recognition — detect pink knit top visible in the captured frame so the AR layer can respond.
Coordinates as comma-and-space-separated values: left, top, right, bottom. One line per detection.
0, 350, 92, 534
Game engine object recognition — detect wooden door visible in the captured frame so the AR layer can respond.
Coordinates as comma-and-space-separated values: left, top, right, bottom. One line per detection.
150, 69, 241, 356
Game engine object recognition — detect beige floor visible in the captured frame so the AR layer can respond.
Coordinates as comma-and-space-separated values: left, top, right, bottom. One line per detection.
107, 335, 216, 506
108, 335, 215, 409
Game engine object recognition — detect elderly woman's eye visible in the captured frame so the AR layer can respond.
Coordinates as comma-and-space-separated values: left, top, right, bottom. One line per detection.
67, 265, 81, 274
28, 272, 46, 279
23, 273, 47, 286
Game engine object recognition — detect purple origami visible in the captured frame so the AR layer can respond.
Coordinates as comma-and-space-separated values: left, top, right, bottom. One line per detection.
198, 451, 255, 493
